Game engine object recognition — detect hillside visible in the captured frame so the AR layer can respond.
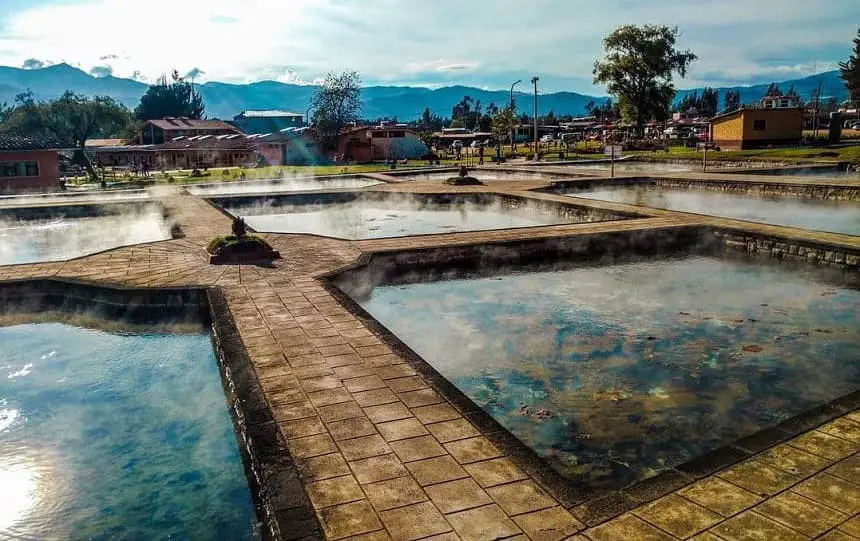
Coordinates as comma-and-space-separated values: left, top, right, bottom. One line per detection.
0, 64, 849, 121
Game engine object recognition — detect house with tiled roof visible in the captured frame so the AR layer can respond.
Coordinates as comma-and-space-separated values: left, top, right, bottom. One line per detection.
0, 133, 62, 193
135, 117, 240, 145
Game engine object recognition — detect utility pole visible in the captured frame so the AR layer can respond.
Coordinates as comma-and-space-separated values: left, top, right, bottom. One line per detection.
531, 76, 539, 161
510, 80, 521, 152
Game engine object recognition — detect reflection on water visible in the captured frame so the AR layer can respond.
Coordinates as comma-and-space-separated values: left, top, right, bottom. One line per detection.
358, 256, 860, 491
754, 167, 860, 179
401, 171, 567, 182
187, 177, 381, 195
567, 186, 860, 235
0, 323, 257, 540
0, 210, 172, 265
239, 201, 569, 239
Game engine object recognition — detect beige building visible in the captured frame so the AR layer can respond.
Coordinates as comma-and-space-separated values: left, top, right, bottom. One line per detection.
710, 107, 803, 151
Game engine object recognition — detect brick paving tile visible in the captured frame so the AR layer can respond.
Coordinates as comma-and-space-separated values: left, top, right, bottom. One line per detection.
339, 435, 393, 462
344, 375, 388, 393
819, 418, 860, 444
688, 533, 726, 541
817, 530, 857, 541
364, 402, 413, 423
632, 494, 723, 538
444, 504, 521, 541
269, 388, 306, 406
444, 437, 502, 465
297, 453, 352, 481
405, 455, 469, 487
411, 404, 460, 425
486, 479, 556, 516
417, 533, 460, 541
426, 418, 480, 444
462, 458, 528, 488
584, 513, 675, 541
349, 454, 409, 485
387, 377, 427, 393
319, 401, 366, 422
839, 515, 860, 537
327, 417, 379, 442
289, 434, 338, 459
757, 444, 833, 478
378, 501, 452, 541
825, 453, 859, 482
309, 387, 355, 407
389, 436, 447, 463
376, 418, 429, 442
376, 364, 417, 380
754, 491, 847, 537
279, 417, 327, 439
318, 500, 384, 540
341, 530, 392, 541
678, 476, 763, 517
334, 365, 377, 380
398, 389, 444, 408
353, 388, 400, 408
792, 473, 860, 514
364, 475, 428, 512
511, 507, 584, 541
788, 431, 859, 461
301, 375, 344, 393
424, 478, 492, 514
718, 459, 800, 497
709, 510, 809, 541
306, 474, 366, 509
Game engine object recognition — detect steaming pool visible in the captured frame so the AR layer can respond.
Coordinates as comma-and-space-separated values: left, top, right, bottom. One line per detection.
736, 166, 860, 179
561, 161, 694, 173
560, 185, 860, 235
393, 170, 577, 182
339, 253, 860, 492
0, 203, 173, 265
185, 175, 382, 196
0, 312, 256, 538
213, 192, 631, 240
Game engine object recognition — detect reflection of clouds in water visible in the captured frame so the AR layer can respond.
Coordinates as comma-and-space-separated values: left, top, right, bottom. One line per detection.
361, 256, 860, 491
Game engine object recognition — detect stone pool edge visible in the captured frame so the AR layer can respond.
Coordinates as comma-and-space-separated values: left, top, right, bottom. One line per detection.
320, 244, 860, 528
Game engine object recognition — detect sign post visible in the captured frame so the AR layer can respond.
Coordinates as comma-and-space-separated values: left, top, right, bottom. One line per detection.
604, 144, 622, 178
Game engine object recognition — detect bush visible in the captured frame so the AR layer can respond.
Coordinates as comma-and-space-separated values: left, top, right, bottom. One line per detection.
206, 235, 271, 254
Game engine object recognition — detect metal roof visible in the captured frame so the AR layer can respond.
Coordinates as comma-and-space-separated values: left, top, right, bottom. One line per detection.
237, 109, 304, 118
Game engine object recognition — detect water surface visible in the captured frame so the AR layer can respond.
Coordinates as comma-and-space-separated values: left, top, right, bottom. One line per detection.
187, 176, 381, 196
0, 209, 172, 265
566, 185, 860, 235
355, 256, 860, 491
236, 200, 574, 239
0, 321, 257, 540
563, 161, 693, 173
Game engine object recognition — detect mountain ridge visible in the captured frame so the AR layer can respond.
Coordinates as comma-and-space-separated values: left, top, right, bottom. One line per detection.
0, 63, 848, 121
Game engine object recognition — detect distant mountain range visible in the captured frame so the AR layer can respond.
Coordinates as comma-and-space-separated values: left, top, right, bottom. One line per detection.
0, 63, 848, 121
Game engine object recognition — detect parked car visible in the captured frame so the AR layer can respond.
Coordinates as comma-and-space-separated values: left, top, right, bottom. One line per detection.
849, 121, 860, 130
451, 140, 463, 150
539, 134, 555, 143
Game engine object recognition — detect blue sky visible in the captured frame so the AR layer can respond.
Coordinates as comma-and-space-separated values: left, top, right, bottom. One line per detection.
0, 0, 856, 93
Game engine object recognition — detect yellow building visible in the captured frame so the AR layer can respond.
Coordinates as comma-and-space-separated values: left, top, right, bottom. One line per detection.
710, 107, 803, 151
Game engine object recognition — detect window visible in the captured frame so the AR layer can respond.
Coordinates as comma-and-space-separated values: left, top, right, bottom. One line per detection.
389, 131, 406, 138
0, 160, 39, 178
752, 120, 767, 131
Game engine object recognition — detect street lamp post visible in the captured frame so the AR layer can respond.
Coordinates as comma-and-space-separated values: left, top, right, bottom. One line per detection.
531, 76, 539, 161
509, 80, 521, 152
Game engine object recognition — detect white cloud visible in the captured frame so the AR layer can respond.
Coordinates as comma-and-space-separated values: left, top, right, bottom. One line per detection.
0, 0, 856, 93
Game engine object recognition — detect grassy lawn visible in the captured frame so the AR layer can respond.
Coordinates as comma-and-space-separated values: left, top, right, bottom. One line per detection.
632, 144, 860, 164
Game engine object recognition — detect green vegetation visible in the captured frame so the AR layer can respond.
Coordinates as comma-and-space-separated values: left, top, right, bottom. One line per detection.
135, 71, 205, 120
206, 235, 271, 255
312, 71, 362, 150
839, 28, 859, 104
633, 145, 860, 164
593, 25, 697, 135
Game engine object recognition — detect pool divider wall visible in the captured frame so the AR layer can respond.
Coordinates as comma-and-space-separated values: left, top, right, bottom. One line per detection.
207, 287, 322, 541
0, 279, 321, 541
322, 229, 860, 527
543, 176, 860, 201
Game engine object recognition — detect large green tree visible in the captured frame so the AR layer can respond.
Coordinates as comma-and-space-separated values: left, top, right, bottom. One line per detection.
2, 90, 133, 178
593, 25, 696, 135
134, 70, 205, 120
839, 28, 860, 104
311, 71, 363, 150
723, 89, 741, 112
491, 104, 517, 149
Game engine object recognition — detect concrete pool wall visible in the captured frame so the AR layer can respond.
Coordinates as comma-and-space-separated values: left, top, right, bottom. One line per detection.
0, 279, 316, 541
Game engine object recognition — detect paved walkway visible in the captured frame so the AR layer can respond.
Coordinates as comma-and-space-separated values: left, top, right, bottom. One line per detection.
0, 174, 857, 541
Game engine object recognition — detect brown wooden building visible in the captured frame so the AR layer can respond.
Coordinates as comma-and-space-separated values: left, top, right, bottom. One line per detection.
710, 107, 803, 151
